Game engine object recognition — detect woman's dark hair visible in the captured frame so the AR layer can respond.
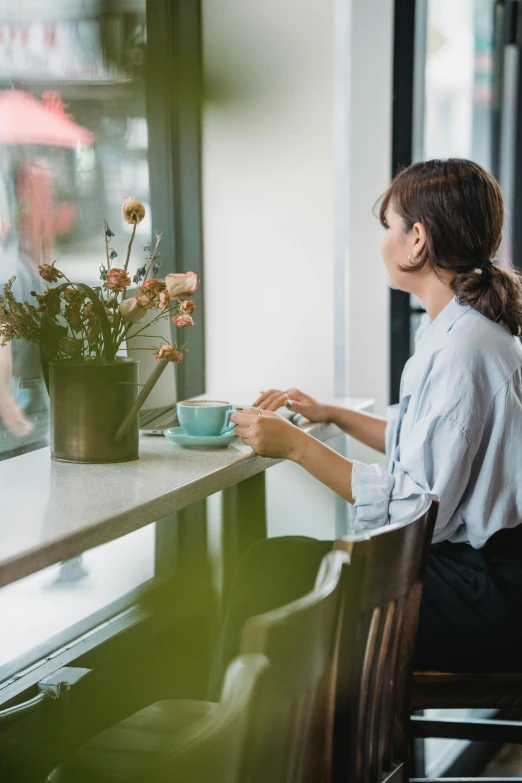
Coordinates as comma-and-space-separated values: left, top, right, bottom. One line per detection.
379, 158, 522, 335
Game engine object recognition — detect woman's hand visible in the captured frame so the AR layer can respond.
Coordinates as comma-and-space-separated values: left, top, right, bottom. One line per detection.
253, 388, 329, 422
230, 408, 305, 460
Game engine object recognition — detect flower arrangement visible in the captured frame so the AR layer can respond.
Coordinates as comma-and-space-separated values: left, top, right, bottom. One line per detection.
0, 197, 199, 366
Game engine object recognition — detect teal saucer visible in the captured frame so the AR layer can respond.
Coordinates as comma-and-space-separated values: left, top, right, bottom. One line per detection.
164, 426, 238, 448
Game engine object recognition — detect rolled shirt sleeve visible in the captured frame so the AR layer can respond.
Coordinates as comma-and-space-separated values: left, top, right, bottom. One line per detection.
351, 413, 473, 539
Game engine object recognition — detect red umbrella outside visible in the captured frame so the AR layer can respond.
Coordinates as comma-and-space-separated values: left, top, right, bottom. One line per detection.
0, 90, 93, 148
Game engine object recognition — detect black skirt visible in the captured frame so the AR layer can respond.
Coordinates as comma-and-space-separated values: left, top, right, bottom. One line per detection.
416, 524, 522, 672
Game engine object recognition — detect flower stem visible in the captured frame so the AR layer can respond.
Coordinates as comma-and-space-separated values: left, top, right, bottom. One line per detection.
123, 222, 137, 273
104, 221, 111, 270
143, 233, 162, 281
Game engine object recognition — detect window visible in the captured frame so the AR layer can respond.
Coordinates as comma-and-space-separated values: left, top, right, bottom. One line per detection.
0, 0, 204, 688
0, 3, 150, 461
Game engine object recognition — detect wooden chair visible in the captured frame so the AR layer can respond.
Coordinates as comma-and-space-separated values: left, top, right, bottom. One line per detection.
410, 671, 522, 782
47, 549, 348, 783
331, 502, 439, 783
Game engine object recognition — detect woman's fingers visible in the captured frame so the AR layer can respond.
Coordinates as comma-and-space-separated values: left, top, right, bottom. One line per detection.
253, 390, 279, 407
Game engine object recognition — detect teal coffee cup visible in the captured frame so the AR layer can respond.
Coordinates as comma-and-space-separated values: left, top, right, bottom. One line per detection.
177, 400, 236, 437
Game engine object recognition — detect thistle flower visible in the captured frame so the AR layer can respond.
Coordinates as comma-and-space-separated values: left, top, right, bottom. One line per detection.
154, 344, 184, 362
122, 197, 145, 225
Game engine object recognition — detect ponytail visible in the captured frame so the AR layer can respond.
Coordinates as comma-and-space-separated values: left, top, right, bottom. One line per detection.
451, 262, 522, 336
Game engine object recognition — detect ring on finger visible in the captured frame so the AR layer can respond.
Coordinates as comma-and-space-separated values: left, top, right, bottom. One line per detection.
258, 408, 263, 416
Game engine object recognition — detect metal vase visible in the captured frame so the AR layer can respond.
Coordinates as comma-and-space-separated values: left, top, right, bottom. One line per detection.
49, 358, 139, 463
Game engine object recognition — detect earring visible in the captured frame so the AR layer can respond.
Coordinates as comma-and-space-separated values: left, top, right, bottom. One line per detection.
408, 253, 415, 264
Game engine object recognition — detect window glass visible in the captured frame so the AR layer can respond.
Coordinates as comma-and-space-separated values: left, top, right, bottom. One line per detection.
0, 1, 157, 682
0, 2, 149, 460
421, 0, 494, 170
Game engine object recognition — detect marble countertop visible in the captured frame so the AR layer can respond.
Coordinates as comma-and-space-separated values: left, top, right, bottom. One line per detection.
0, 398, 373, 588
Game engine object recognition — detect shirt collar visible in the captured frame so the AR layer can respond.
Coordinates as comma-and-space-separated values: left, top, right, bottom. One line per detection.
417, 297, 471, 348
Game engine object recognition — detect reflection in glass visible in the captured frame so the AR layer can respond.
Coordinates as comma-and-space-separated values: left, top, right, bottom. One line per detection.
0, 4, 149, 460
420, 0, 494, 171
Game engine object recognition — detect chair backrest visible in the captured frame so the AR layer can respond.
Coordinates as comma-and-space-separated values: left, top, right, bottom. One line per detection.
238, 549, 349, 783
332, 502, 438, 783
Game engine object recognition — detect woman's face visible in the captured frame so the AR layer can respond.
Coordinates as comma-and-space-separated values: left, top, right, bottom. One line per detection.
381, 201, 425, 292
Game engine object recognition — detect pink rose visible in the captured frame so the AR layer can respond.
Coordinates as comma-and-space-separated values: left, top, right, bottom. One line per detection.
158, 290, 170, 311
172, 313, 194, 328
165, 271, 199, 299
155, 344, 184, 362
104, 268, 131, 291
179, 299, 196, 315
119, 297, 147, 323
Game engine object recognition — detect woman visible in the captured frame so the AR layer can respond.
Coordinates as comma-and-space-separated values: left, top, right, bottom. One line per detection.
227, 158, 522, 675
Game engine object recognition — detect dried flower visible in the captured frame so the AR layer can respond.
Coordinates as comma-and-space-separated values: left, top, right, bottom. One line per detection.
158, 290, 170, 311
141, 278, 165, 293
99, 265, 108, 282
62, 337, 84, 357
109, 249, 118, 260
82, 302, 97, 319
135, 290, 155, 309
122, 197, 145, 225
179, 299, 196, 315
63, 287, 85, 304
165, 271, 199, 299
172, 313, 194, 328
155, 344, 184, 362
104, 223, 114, 239
65, 306, 83, 333
39, 262, 64, 283
87, 324, 99, 342
36, 288, 61, 315
119, 297, 147, 323
104, 268, 131, 291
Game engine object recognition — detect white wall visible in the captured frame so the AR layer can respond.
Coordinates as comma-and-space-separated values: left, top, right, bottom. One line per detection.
202, 0, 335, 401
202, 0, 394, 538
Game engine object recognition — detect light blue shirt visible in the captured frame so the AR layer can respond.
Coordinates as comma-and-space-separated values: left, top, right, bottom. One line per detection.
351, 297, 522, 547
